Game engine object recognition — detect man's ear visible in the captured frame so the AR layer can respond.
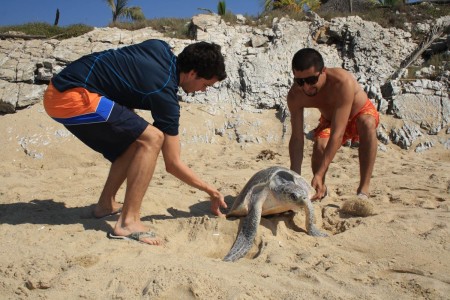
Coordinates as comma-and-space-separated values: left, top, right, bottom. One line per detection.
188, 70, 197, 78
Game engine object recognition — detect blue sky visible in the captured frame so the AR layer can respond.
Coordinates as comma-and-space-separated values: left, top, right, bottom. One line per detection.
1, 0, 264, 27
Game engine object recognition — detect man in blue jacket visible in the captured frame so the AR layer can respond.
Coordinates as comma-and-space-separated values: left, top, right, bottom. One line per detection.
44, 40, 227, 245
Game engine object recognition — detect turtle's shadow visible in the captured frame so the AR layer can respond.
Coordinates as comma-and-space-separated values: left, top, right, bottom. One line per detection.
260, 211, 308, 235
223, 195, 309, 235
228, 210, 308, 236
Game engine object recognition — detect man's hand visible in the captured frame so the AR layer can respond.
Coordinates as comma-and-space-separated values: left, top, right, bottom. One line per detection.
311, 174, 327, 201
209, 190, 227, 216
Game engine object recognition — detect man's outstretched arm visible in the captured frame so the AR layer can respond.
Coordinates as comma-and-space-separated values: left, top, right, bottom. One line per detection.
161, 134, 227, 216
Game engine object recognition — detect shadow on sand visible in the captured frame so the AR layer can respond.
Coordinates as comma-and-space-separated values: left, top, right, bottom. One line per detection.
0, 195, 238, 231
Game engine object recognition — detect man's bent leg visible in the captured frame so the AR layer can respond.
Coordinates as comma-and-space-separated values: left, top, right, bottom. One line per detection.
356, 114, 378, 196
94, 149, 131, 218
113, 125, 164, 244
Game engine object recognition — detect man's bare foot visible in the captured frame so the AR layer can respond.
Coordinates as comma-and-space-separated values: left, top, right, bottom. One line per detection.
357, 192, 369, 200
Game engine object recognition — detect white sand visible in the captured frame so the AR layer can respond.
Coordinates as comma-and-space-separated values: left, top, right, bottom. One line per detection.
1, 101, 449, 299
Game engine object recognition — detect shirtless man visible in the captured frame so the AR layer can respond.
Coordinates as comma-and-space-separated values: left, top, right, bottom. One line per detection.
287, 48, 379, 200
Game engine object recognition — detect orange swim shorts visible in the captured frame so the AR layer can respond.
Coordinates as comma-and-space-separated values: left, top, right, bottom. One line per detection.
314, 99, 379, 144
43, 82, 102, 119
43, 82, 149, 162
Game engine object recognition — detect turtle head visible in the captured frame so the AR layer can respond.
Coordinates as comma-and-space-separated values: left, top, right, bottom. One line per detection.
276, 182, 309, 205
270, 170, 312, 206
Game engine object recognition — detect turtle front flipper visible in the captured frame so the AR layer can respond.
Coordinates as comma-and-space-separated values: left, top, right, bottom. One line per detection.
303, 198, 328, 237
223, 186, 267, 262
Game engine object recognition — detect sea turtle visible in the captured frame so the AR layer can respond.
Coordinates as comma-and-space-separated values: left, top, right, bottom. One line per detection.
224, 166, 327, 262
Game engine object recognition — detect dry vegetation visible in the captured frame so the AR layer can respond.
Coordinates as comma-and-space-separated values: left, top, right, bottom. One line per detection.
0, 23, 93, 40
1, 2, 448, 40
0, 2, 448, 76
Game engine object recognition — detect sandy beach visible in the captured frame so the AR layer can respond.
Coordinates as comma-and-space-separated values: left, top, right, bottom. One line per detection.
1, 100, 449, 299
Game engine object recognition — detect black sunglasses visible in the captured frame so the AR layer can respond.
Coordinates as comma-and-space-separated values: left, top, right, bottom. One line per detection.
294, 72, 322, 87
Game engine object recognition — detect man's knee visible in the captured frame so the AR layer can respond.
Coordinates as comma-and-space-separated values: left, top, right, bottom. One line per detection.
313, 138, 327, 154
357, 115, 377, 134
138, 126, 164, 149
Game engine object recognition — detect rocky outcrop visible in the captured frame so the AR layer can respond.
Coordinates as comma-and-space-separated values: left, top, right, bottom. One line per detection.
0, 14, 449, 152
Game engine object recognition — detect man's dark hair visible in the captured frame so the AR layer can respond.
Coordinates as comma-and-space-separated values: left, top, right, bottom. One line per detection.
292, 48, 324, 72
177, 42, 227, 81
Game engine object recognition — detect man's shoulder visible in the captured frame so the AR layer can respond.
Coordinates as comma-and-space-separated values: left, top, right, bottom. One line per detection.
138, 39, 171, 51
328, 68, 355, 82
287, 86, 298, 102
287, 86, 307, 109
131, 40, 175, 70
326, 68, 357, 91
327, 68, 352, 76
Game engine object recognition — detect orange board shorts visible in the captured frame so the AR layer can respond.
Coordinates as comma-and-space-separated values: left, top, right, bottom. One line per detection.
314, 99, 380, 144
43, 82, 102, 119
43, 82, 148, 162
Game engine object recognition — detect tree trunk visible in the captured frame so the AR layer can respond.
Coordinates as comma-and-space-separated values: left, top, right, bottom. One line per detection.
349, 0, 353, 13
54, 8, 60, 26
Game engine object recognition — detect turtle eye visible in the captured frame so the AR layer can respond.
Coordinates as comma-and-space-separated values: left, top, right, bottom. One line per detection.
290, 193, 298, 201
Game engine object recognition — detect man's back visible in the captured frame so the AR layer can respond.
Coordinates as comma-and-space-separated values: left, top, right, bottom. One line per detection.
52, 39, 178, 110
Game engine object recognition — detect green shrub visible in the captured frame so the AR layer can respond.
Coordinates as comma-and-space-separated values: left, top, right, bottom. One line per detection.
321, 3, 449, 34
110, 18, 191, 39
0, 22, 93, 39
218, 1, 226, 16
